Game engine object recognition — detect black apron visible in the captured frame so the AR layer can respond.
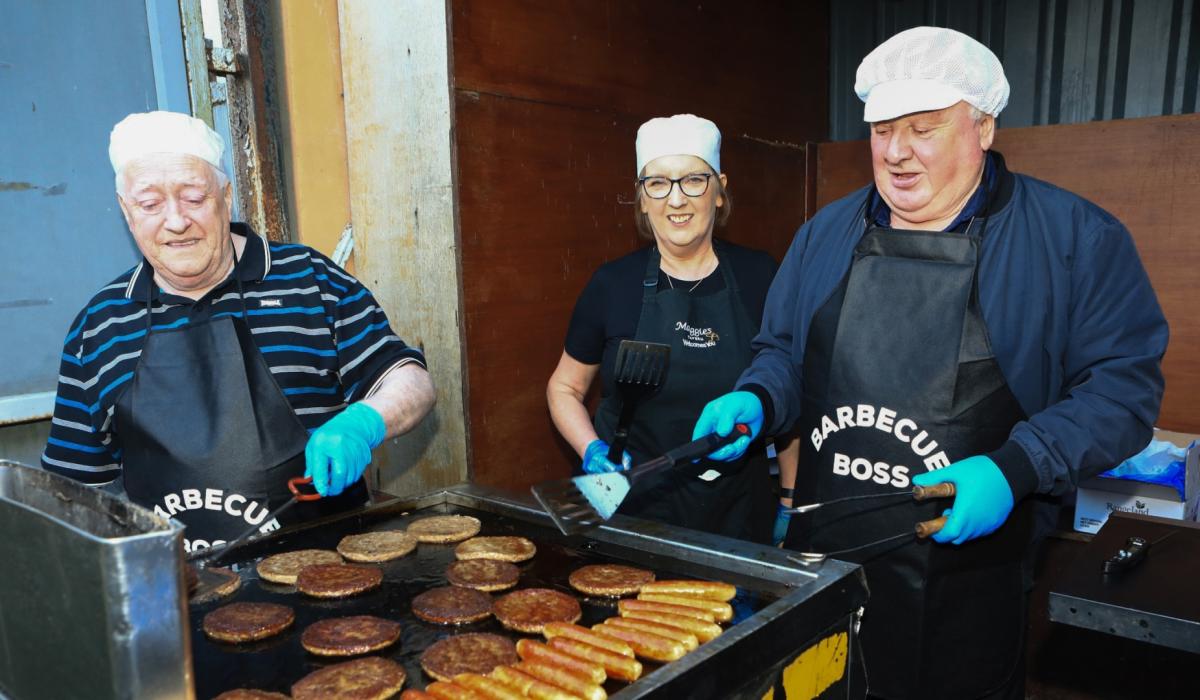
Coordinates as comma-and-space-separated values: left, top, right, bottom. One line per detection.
594, 242, 774, 543
788, 212, 1031, 699
116, 250, 368, 553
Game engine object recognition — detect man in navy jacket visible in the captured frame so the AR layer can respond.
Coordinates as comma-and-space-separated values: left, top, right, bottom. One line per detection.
693, 27, 1167, 700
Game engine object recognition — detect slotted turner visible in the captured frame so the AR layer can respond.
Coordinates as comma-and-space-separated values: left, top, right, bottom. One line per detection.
533, 424, 750, 535
607, 340, 671, 463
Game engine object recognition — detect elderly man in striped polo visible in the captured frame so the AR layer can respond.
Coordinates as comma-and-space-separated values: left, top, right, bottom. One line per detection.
42, 111, 436, 553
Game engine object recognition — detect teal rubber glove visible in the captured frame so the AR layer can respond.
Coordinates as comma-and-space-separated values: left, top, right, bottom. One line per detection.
911, 455, 1014, 545
772, 503, 792, 546
582, 439, 632, 474
305, 402, 386, 497
692, 391, 763, 461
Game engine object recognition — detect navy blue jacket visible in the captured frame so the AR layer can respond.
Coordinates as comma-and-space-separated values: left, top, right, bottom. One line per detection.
740, 156, 1168, 500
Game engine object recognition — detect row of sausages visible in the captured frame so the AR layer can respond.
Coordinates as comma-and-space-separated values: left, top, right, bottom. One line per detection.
404, 579, 736, 700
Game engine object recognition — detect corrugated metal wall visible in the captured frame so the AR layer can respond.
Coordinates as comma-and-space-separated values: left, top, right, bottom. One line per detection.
830, 0, 1200, 140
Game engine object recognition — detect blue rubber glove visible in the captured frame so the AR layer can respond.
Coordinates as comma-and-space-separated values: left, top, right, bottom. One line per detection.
305, 402, 387, 497
911, 455, 1014, 545
691, 391, 763, 461
582, 439, 632, 474
772, 503, 792, 547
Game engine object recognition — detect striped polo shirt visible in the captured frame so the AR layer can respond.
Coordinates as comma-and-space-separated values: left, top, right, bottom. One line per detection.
42, 223, 426, 484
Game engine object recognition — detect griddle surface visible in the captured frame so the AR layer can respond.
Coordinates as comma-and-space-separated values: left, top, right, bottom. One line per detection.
191, 500, 776, 698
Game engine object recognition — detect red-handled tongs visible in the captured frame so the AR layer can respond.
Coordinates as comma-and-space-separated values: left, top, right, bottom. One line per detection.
187, 475, 321, 565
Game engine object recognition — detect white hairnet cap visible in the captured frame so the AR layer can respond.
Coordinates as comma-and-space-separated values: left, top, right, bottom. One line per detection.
109, 111, 225, 174
855, 26, 1009, 123
635, 114, 721, 175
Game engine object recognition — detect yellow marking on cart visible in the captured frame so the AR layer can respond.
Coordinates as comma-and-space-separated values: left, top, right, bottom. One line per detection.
761, 631, 848, 700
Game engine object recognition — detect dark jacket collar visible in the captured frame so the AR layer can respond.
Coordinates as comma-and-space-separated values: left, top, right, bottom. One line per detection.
868, 150, 1014, 232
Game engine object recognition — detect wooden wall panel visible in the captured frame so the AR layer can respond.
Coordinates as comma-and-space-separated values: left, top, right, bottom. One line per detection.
810, 114, 1200, 434
452, 0, 828, 489
452, 0, 826, 144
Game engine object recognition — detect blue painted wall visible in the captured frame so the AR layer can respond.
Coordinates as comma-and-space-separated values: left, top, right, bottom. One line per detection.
0, 0, 189, 418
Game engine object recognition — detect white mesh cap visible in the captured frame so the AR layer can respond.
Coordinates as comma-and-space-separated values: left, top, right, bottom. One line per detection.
109, 111, 224, 174
635, 114, 721, 175
855, 26, 1009, 123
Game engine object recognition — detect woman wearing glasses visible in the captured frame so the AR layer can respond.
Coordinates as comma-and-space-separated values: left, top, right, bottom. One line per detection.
546, 114, 796, 544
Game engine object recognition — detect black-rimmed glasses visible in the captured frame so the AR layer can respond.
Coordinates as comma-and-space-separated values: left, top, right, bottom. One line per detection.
637, 172, 713, 199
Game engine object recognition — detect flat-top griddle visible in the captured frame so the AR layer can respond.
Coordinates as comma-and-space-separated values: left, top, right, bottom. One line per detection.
190, 484, 867, 699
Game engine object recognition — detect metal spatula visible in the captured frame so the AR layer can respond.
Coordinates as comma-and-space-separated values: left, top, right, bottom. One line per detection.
532, 424, 750, 535
607, 340, 671, 463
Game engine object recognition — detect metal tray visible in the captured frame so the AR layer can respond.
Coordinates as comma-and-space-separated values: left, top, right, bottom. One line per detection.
190, 483, 866, 699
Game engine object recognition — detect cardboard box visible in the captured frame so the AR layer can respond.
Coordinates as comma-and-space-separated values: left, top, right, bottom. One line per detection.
1073, 430, 1200, 534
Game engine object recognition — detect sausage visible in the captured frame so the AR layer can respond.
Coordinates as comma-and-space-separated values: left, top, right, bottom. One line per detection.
453, 673, 528, 700
604, 616, 699, 650
489, 666, 579, 700
514, 661, 607, 700
516, 639, 607, 685
618, 598, 716, 622
638, 579, 736, 602
637, 593, 734, 622
621, 609, 723, 643
543, 621, 635, 658
426, 680, 490, 700
548, 637, 643, 682
591, 622, 687, 663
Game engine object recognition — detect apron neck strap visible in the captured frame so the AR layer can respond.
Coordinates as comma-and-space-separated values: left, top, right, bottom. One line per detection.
142, 238, 249, 333
642, 246, 661, 302
231, 239, 250, 319
863, 160, 999, 240
644, 241, 730, 300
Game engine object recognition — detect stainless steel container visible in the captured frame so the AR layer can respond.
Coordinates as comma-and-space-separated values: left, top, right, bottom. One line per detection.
0, 461, 191, 700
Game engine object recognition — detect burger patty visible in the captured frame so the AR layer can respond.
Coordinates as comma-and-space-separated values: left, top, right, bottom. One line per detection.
257, 549, 343, 585
411, 585, 493, 625
405, 515, 481, 544
295, 564, 384, 598
419, 633, 518, 682
445, 559, 520, 592
290, 656, 406, 700
213, 690, 290, 700
190, 566, 242, 606
202, 602, 295, 643
493, 588, 581, 633
453, 536, 536, 563
568, 564, 655, 597
337, 530, 419, 563
301, 615, 403, 656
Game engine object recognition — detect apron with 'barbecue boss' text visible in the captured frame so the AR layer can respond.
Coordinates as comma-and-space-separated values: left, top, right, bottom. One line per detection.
594, 241, 774, 544
787, 211, 1032, 699
115, 249, 367, 553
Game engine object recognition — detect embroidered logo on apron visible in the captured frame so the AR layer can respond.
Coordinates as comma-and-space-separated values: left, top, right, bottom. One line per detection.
674, 320, 720, 348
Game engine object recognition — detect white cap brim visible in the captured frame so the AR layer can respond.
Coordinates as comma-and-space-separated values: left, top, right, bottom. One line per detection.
862, 79, 967, 123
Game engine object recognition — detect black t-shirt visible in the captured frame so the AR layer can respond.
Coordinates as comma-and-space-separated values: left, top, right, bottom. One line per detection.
564, 241, 779, 394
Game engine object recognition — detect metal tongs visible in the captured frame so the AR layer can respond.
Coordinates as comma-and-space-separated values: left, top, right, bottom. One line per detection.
532, 425, 750, 535
785, 482, 956, 566
187, 475, 321, 565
